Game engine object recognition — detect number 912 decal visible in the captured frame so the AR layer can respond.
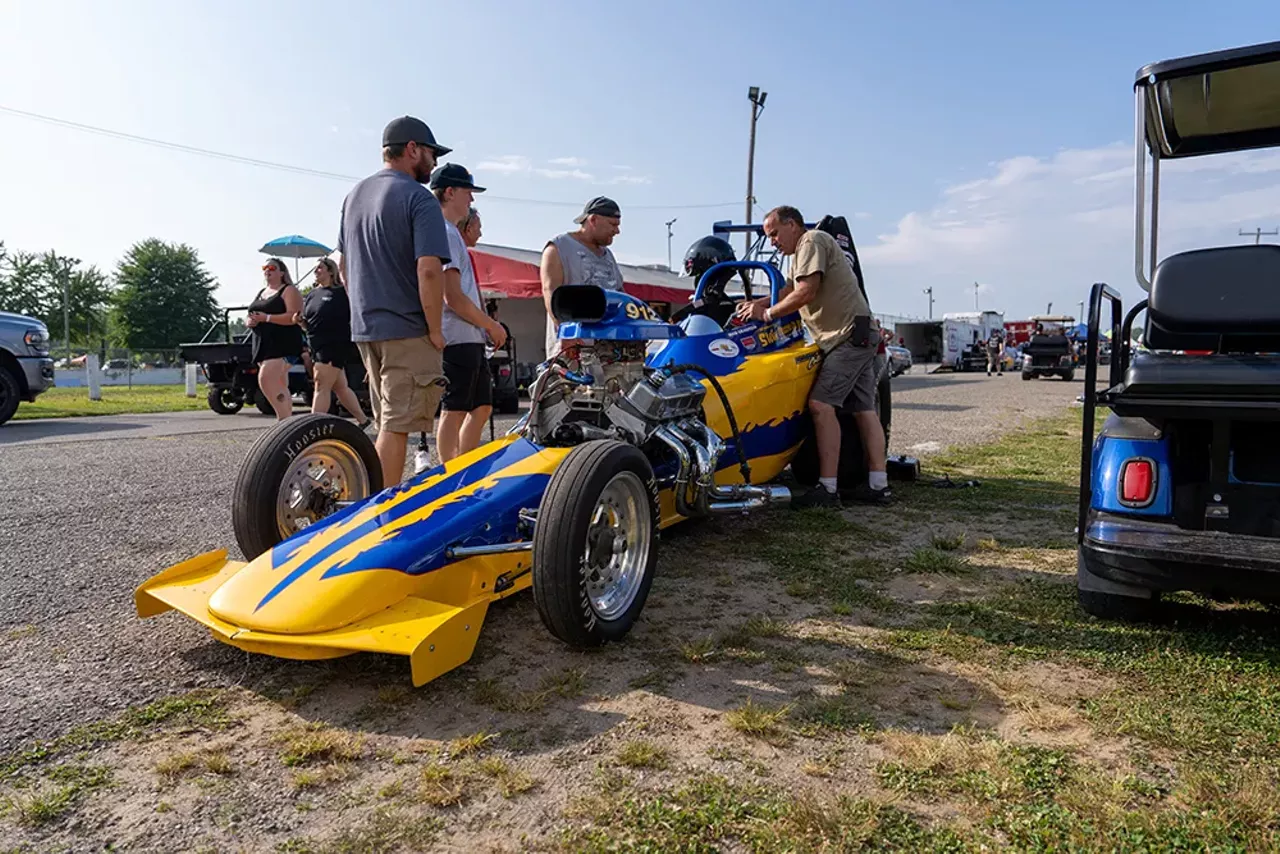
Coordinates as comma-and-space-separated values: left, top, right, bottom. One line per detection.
623, 302, 661, 322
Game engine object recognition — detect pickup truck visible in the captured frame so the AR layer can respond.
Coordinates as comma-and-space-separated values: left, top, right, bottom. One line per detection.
0, 310, 55, 425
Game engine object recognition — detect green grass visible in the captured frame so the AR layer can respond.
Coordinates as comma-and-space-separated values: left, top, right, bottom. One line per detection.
0, 690, 230, 777
14, 384, 211, 419
1, 764, 113, 827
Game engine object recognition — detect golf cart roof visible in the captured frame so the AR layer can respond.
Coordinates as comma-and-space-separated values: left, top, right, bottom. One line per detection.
1029, 314, 1075, 324
1137, 40, 1280, 158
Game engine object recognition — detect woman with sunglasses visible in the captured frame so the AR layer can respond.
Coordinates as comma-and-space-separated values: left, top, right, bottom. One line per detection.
246, 258, 305, 420
300, 258, 371, 427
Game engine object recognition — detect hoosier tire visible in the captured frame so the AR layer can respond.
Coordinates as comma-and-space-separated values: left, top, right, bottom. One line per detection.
532, 440, 660, 648
231, 413, 382, 560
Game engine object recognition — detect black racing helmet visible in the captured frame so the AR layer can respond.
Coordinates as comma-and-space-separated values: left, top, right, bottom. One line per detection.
683, 235, 737, 282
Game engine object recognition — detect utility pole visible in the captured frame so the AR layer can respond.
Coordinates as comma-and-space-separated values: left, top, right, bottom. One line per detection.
973, 281, 980, 311
923, 286, 934, 319
1078, 300, 1084, 321
1047, 301, 1053, 314
665, 217, 678, 271
745, 86, 768, 257
1239, 226, 1278, 245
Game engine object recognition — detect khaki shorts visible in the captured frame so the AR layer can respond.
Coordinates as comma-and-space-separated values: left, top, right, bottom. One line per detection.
811, 337, 878, 412
356, 336, 446, 435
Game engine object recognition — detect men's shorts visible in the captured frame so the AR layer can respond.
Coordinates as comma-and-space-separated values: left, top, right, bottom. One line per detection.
441, 343, 493, 412
811, 337, 878, 412
355, 336, 446, 434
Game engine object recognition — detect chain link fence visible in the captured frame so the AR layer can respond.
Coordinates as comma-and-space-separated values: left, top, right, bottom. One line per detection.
53, 349, 204, 387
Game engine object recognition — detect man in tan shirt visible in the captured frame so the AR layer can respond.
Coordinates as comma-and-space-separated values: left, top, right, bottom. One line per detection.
735, 205, 889, 507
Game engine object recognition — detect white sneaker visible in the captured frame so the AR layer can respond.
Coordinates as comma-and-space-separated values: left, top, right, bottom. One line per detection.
413, 449, 433, 474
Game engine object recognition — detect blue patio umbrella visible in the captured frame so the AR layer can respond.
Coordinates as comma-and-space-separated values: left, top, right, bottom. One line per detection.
258, 234, 333, 282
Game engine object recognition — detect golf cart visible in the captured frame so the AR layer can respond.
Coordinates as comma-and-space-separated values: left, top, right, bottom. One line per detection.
180, 307, 367, 417
1078, 40, 1280, 619
1021, 314, 1077, 381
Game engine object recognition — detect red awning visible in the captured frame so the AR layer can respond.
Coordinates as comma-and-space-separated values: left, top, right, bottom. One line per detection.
471, 248, 693, 305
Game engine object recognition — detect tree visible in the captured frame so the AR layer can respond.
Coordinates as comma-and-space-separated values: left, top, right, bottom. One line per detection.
0, 243, 113, 349
0, 243, 55, 321
110, 240, 220, 350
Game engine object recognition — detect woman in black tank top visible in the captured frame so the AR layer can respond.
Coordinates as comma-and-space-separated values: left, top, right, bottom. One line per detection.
246, 258, 304, 420
299, 258, 369, 426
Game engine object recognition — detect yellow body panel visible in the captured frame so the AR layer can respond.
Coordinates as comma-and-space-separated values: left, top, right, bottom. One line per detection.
136, 335, 820, 685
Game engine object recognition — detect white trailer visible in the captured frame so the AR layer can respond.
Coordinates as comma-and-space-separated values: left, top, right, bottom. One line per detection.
891, 317, 986, 372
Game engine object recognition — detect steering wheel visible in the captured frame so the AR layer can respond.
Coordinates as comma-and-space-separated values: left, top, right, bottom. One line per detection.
692, 261, 788, 330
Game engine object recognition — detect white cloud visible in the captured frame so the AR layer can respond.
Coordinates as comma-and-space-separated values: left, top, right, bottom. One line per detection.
476, 155, 531, 174
860, 143, 1280, 319
548, 156, 587, 167
534, 167, 594, 181
609, 174, 652, 186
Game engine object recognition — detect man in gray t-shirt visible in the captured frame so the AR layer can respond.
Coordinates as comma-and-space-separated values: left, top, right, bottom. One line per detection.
428, 163, 508, 465
337, 115, 452, 486
539, 196, 625, 360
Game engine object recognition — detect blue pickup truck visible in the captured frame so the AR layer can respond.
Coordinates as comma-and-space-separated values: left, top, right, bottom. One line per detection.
0, 310, 55, 425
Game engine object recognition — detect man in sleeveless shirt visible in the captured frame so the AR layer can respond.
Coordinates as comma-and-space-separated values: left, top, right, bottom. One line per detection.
735, 205, 891, 508
337, 115, 452, 486
539, 196, 624, 360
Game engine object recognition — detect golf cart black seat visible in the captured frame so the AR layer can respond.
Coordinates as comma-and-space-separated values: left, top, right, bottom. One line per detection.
1120, 245, 1280, 401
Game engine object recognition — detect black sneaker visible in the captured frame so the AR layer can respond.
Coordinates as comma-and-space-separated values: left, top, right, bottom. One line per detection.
792, 486, 841, 510
840, 483, 894, 506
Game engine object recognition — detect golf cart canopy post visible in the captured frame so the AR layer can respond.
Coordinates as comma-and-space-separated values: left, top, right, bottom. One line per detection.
1134, 40, 1280, 290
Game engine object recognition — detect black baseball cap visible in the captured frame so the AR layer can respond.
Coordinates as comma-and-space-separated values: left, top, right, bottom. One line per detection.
574, 196, 621, 224
381, 115, 451, 156
429, 163, 486, 193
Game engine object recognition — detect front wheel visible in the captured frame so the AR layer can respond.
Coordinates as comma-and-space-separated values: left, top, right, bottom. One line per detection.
231, 414, 382, 560
532, 440, 659, 647
1063, 370, 1075, 382
0, 366, 20, 426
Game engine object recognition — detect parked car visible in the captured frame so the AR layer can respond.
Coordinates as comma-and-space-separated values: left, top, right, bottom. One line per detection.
887, 344, 913, 377
0, 311, 55, 425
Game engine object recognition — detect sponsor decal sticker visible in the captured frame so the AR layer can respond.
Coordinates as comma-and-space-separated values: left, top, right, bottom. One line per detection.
708, 338, 740, 358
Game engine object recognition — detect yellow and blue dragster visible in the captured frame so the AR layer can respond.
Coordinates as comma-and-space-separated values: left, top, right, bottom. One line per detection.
136, 250, 891, 688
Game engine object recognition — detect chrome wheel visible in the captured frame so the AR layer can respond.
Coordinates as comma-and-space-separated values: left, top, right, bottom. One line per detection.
275, 440, 371, 536
583, 471, 652, 621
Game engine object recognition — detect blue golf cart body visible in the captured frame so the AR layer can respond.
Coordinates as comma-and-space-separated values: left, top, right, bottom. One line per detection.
1078, 40, 1280, 619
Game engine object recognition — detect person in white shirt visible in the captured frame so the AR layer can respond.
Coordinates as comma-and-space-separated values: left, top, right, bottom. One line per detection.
427, 163, 507, 465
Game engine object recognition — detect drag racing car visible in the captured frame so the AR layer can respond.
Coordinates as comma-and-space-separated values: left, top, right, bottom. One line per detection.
136, 258, 890, 687
1078, 40, 1280, 619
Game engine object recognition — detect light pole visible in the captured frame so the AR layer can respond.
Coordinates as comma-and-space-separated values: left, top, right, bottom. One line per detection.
745, 86, 768, 257
1077, 300, 1084, 321
665, 217, 678, 271
973, 281, 981, 311
923, 286, 934, 319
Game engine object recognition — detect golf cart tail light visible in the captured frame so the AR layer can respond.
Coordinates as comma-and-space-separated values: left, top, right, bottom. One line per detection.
1120, 459, 1155, 506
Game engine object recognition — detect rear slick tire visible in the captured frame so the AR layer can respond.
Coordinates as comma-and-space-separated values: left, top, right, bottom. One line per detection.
532, 440, 659, 648
231, 413, 382, 560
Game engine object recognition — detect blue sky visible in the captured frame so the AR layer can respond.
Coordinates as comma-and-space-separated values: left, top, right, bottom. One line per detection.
2, 0, 1280, 322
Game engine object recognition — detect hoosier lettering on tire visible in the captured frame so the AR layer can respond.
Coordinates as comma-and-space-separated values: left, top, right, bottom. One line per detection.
231, 413, 382, 559
531, 440, 660, 648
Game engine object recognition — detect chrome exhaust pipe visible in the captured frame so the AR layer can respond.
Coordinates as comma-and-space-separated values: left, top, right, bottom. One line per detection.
707, 484, 791, 514
667, 423, 714, 516
654, 426, 695, 518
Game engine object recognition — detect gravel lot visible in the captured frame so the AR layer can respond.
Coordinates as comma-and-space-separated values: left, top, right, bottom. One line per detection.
0, 369, 1084, 753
